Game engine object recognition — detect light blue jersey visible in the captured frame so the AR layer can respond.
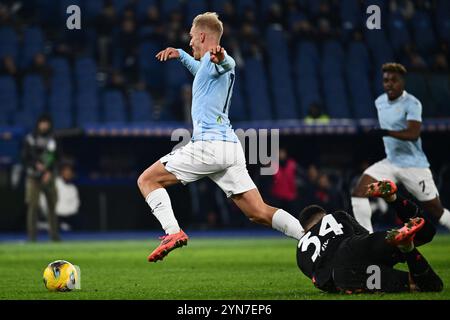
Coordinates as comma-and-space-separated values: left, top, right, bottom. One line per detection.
375, 91, 430, 168
177, 49, 238, 143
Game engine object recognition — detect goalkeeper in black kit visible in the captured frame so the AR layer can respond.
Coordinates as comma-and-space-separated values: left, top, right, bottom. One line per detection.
296, 179, 443, 294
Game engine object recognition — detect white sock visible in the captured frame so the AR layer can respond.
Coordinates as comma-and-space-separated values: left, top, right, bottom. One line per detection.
351, 197, 373, 233
145, 188, 180, 235
439, 208, 450, 230
272, 209, 304, 240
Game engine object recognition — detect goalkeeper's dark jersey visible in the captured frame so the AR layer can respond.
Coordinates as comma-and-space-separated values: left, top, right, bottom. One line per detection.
296, 211, 368, 288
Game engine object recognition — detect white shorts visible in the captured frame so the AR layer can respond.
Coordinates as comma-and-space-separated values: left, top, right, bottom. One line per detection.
160, 140, 256, 198
364, 158, 439, 202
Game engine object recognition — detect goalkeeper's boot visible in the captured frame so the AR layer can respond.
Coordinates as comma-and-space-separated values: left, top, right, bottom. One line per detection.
147, 229, 189, 262
385, 217, 425, 249
365, 179, 398, 201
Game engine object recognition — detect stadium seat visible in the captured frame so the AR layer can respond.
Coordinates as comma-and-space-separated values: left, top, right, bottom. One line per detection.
139, 41, 164, 91
0, 76, 17, 119
76, 91, 100, 126
322, 40, 345, 76
436, 0, 450, 41
265, 27, 298, 119
186, 0, 208, 23
12, 109, 37, 130
364, 28, 394, 95
347, 41, 370, 75
347, 70, 375, 119
340, 0, 362, 35
0, 27, 18, 61
229, 70, 248, 122
75, 57, 97, 90
235, 0, 255, 15
102, 90, 127, 123
160, 0, 183, 18
304, 0, 321, 15
130, 90, 153, 122
21, 27, 45, 68
164, 60, 190, 92
136, 0, 158, 20
427, 75, 450, 117
411, 11, 437, 55
387, 12, 411, 55
22, 74, 46, 117
295, 42, 321, 117
322, 76, 351, 118
35, 0, 59, 26
405, 73, 435, 118
111, 0, 128, 15
243, 57, 273, 121
83, 0, 103, 21
49, 57, 71, 78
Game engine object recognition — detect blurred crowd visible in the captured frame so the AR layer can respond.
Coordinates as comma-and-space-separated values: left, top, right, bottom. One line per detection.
1, 0, 449, 122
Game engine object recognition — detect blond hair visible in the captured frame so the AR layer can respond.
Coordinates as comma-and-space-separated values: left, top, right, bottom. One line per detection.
192, 12, 223, 40
382, 62, 407, 75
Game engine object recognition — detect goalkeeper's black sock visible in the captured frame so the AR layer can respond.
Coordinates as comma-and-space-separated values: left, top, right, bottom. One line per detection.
405, 248, 443, 292
390, 194, 421, 223
390, 194, 436, 245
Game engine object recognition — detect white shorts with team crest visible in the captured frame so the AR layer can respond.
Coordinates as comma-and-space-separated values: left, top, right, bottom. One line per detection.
160, 140, 256, 198
364, 158, 439, 202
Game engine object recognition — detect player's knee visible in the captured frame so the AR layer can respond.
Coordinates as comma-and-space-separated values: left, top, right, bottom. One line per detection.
137, 170, 156, 190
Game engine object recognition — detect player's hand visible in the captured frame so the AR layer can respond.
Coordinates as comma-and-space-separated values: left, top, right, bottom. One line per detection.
41, 171, 51, 184
155, 47, 180, 62
36, 162, 45, 172
210, 45, 225, 64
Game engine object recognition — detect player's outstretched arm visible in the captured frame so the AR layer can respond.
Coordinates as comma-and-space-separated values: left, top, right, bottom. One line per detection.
156, 47, 200, 76
209, 45, 235, 76
155, 47, 180, 61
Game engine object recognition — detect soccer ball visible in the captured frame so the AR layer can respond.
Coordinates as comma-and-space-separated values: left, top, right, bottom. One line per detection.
43, 260, 78, 292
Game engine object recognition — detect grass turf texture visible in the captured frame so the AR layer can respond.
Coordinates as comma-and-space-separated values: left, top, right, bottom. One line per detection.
1, 235, 449, 300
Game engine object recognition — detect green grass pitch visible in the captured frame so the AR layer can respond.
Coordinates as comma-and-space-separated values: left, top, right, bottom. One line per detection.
1, 235, 449, 300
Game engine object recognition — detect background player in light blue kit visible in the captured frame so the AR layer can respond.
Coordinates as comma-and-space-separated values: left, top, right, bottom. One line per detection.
137, 12, 304, 262
351, 63, 450, 233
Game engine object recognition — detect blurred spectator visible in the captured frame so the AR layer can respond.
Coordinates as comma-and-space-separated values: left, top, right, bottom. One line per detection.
96, 2, 118, 68
314, 1, 340, 40
389, 0, 415, 20
290, 12, 315, 42
266, 2, 284, 28
313, 172, 342, 211
0, 55, 18, 78
166, 10, 187, 49
432, 52, 449, 72
118, 18, 140, 84
39, 162, 80, 231
270, 148, 299, 213
239, 22, 264, 58
0, 2, 12, 26
140, 4, 164, 42
300, 164, 320, 207
106, 70, 127, 93
304, 103, 330, 124
408, 52, 428, 71
220, 1, 240, 33
22, 114, 59, 242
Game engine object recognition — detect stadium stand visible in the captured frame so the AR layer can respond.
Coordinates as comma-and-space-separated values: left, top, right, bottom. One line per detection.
0, 0, 448, 128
